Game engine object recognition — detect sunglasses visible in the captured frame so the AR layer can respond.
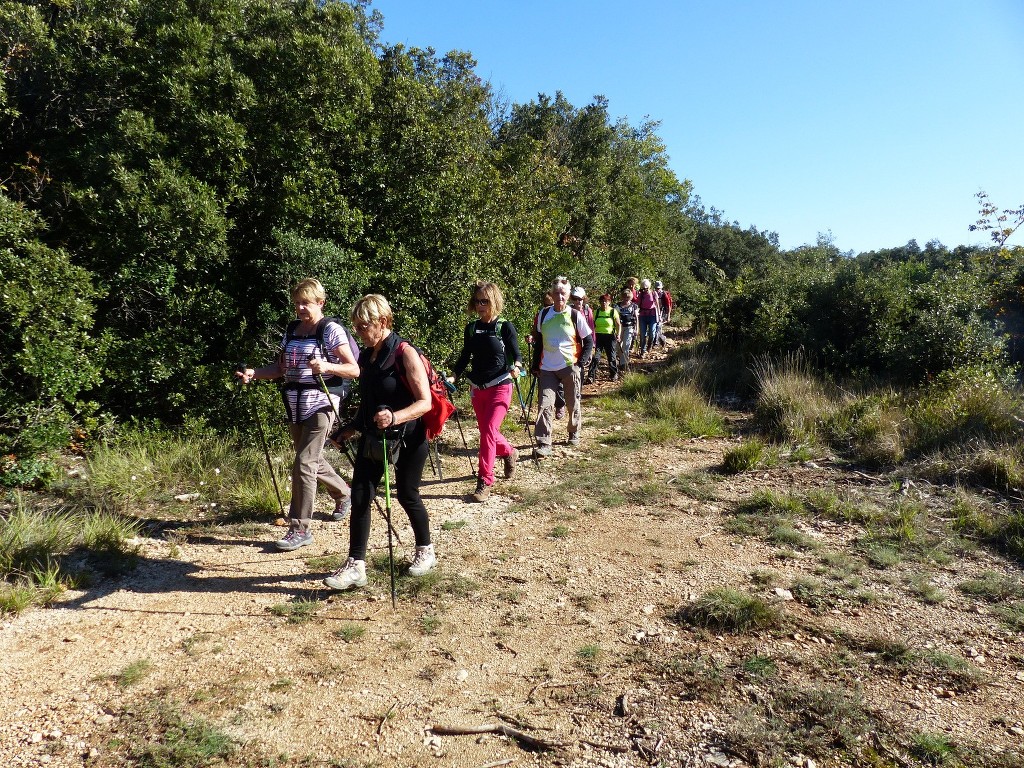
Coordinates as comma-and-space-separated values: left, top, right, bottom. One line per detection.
354, 321, 375, 332
473, 298, 491, 305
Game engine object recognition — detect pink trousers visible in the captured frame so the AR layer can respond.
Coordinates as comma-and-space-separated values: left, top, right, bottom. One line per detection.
471, 382, 514, 486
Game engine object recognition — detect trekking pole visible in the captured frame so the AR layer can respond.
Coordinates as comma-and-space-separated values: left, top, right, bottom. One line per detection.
513, 377, 536, 447
381, 429, 398, 609
525, 374, 536, 421
426, 441, 439, 478
441, 373, 476, 478
524, 338, 537, 420
317, 378, 405, 546
308, 354, 344, 426
330, 430, 404, 546
235, 363, 285, 517
432, 441, 444, 480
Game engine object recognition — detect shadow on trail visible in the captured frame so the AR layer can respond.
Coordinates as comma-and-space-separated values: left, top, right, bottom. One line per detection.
56, 543, 343, 614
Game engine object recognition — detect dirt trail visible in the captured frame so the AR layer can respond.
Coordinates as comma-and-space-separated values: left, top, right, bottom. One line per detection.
3, 339, 1024, 768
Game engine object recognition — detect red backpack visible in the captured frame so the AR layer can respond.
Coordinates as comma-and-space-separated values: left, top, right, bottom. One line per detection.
392, 340, 457, 440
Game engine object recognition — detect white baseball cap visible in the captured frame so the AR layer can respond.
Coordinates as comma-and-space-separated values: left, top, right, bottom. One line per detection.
570, 286, 586, 299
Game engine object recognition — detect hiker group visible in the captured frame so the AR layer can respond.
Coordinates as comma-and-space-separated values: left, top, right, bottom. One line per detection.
235, 275, 673, 593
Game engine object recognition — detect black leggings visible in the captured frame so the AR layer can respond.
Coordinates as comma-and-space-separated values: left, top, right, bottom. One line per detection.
588, 333, 618, 379
348, 431, 430, 561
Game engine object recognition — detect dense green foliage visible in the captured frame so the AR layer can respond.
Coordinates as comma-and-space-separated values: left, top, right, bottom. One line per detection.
1, 0, 699, 453
1, 0, 1019, 461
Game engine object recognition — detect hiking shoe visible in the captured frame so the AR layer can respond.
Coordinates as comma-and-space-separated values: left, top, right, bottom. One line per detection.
408, 545, 436, 577
331, 494, 352, 521
533, 443, 552, 458
275, 529, 313, 551
324, 557, 367, 590
567, 433, 580, 447
470, 479, 491, 503
555, 406, 566, 420
503, 448, 519, 479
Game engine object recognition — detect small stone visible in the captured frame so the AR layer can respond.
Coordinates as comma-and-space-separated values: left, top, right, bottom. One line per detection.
909, 700, 924, 710
30, 732, 43, 743
774, 588, 794, 601
456, 669, 469, 683
1008, 726, 1024, 737
641, 604, 655, 615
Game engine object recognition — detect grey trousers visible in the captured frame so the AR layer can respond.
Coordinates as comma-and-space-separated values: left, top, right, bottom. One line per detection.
619, 326, 635, 368
288, 410, 349, 532
535, 365, 581, 445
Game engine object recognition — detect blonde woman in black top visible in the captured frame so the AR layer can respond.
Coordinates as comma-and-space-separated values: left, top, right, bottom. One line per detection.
450, 281, 522, 502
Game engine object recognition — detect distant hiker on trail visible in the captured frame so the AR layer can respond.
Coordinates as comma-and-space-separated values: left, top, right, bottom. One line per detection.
637, 278, 660, 358
531, 276, 594, 456
450, 280, 523, 503
588, 293, 621, 383
235, 278, 358, 551
324, 294, 436, 591
569, 285, 596, 333
626, 276, 640, 302
616, 288, 639, 373
654, 280, 673, 348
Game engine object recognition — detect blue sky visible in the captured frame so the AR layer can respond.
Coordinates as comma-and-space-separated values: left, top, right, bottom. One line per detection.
370, 0, 1024, 255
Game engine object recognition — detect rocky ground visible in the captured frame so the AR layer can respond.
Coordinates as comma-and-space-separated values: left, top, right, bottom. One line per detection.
2, 336, 1023, 768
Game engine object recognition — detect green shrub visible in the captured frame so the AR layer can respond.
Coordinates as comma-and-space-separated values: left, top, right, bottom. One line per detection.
825, 394, 906, 466
116, 659, 153, 688
722, 439, 773, 473
753, 354, 837, 444
910, 731, 959, 766
85, 427, 288, 515
908, 365, 1023, 452
674, 587, 783, 633
648, 385, 727, 437
803, 489, 878, 525
0, 454, 59, 489
958, 571, 1024, 602
631, 418, 681, 445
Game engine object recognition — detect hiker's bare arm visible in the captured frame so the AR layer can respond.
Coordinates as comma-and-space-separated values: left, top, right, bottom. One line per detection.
237, 353, 284, 383
310, 342, 358, 379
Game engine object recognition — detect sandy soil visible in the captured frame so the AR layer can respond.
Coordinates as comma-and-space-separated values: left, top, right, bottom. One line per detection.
3, 340, 1024, 768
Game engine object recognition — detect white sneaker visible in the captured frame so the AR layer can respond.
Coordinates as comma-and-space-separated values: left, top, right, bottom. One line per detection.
408, 545, 436, 577
324, 558, 367, 590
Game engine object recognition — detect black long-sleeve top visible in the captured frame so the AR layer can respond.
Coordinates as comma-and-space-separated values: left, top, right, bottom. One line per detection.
451, 318, 522, 387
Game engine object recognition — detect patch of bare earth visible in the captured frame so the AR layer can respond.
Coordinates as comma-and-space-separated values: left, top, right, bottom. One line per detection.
3, 340, 1024, 767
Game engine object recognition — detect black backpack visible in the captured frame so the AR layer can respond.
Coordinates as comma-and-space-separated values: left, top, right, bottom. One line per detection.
285, 316, 359, 398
